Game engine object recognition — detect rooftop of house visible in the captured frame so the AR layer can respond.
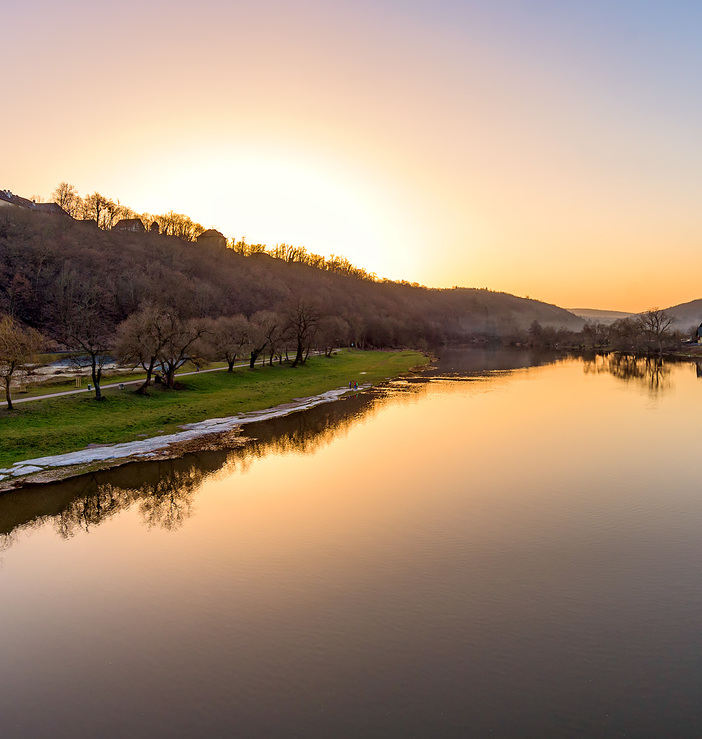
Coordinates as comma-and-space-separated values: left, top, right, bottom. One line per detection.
114, 218, 145, 230
197, 229, 226, 239
34, 202, 69, 215
0, 190, 68, 215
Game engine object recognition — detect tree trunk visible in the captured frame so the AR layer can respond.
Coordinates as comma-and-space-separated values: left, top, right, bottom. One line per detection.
137, 368, 153, 395
91, 357, 103, 400
4, 376, 13, 411
292, 340, 304, 368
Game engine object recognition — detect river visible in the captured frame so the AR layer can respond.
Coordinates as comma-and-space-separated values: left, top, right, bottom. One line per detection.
2, 349, 702, 737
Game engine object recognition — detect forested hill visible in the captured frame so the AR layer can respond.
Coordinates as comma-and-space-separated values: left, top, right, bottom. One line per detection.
0, 207, 583, 346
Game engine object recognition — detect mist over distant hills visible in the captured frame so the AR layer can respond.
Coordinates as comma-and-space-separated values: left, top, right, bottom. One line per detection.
0, 206, 584, 346
571, 302, 702, 336
569, 308, 636, 324
661, 299, 702, 332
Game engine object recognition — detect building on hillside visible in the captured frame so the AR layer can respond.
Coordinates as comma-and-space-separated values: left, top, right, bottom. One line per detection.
196, 229, 227, 249
34, 202, 69, 216
113, 218, 146, 233
0, 189, 68, 215
0, 190, 33, 209
696, 323, 702, 343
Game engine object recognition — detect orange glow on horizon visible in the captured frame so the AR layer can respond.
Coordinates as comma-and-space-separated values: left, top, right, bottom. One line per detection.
4, 1, 702, 313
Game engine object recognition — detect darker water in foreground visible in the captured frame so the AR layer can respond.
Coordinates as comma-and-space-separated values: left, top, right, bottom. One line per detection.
2, 349, 702, 737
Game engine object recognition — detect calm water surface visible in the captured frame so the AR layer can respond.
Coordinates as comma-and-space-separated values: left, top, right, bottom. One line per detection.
2, 350, 702, 737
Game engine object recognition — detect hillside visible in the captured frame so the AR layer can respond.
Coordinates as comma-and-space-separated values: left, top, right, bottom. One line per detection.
0, 207, 583, 346
662, 299, 702, 332
569, 308, 635, 324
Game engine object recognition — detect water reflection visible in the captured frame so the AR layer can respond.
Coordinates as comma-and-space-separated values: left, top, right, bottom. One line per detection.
1, 349, 691, 549
5, 349, 702, 737
56, 465, 201, 538
0, 388, 407, 547
429, 345, 563, 376
582, 352, 673, 395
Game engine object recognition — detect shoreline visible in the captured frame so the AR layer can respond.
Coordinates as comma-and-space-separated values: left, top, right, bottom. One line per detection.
0, 350, 429, 472
0, 384, 373, 492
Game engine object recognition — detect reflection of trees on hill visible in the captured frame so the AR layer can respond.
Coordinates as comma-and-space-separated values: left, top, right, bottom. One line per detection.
55, 459, 215, 538
241, 391, 381, 461
0, 529, 18, 555
56, 483, 134, 538
429, 346, 563, 375
582, 353, 672, 396
138, 464, 202, 530
0, 388, 414, 546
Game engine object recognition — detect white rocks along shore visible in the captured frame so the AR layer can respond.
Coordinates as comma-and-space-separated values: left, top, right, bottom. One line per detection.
0, 385, 368, 483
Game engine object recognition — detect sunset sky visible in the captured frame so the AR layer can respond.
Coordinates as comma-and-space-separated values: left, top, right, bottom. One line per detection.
5, 1, 701, 311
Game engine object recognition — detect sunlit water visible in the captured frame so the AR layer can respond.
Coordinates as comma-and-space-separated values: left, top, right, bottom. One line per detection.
2, 350, 702, 737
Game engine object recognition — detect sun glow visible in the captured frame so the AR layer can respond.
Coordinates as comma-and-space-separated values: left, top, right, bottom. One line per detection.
118, 143, 417, 281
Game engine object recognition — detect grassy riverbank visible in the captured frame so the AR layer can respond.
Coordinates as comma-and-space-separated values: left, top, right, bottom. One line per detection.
0, 350, 428, 468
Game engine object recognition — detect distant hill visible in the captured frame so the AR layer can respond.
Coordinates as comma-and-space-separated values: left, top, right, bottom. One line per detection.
662, 299, 702, 332
0, 206, 584, 346
571, 302, 702, 335
568, 308, 636, 324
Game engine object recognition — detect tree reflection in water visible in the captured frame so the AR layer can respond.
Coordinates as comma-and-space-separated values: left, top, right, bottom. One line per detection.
56, 483, 136, 538
582, 353, 673, 396
56, 463, 203, 538
0, 386, 411, 547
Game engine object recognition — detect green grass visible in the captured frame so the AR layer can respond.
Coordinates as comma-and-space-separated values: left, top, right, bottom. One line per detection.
0, 350, 427, 467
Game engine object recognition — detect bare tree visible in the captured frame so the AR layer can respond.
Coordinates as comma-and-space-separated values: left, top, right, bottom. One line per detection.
638, 308, 676, 356
153, 211, 205, 241
269, 321, 290, 365
157, 316, 209, 388
608, 317, 643, 353
284, 299, 321, 367
582, 321, 608, 349
316, 316, 349, 357
0, 315, 44, 410
68, 302, 112, 400
344, 313, 367, 349
51, 182, 81, 217
81, 192, 124, 230
264, 319, 286, 366
247, 311, 280, 368
115, 305, 176, 393
53, 275, 113, 400
208, 314, 250, 371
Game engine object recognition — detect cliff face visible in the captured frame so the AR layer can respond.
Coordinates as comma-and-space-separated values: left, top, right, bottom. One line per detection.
0, 207, 583, 345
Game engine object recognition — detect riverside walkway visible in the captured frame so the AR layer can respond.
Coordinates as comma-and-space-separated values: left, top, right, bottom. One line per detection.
1, 353, 323, 408
0, 363, 246, 407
